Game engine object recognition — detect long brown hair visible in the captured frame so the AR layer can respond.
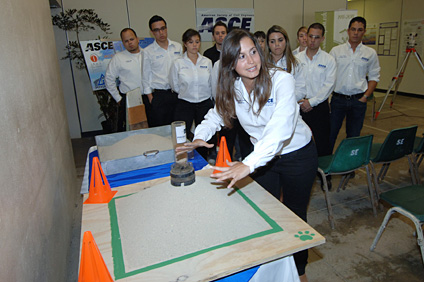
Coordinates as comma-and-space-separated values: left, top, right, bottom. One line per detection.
216, 29, 272, 128
266, 25, 298, 74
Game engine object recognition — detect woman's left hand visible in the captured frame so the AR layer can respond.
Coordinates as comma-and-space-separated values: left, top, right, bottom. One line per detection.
210, 161, 251, 189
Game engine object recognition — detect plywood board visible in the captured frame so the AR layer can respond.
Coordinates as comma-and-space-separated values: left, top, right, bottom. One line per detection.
81, 169, 325, 281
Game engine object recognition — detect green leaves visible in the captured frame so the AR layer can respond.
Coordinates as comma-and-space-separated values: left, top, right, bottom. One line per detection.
52, 9, 111, 34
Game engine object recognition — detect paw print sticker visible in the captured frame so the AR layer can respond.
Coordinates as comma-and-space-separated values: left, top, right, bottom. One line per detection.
294, 230, 315, 241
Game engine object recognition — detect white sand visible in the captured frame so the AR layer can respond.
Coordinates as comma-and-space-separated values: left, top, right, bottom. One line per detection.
115, 176, 272, 273
98, 134, 173, 162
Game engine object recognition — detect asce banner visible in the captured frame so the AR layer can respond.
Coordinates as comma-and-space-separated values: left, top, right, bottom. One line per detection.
197, 8, 255, 42
80, 38, 154, 91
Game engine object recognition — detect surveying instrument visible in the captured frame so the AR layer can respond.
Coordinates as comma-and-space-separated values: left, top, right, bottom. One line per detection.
374, 33, 424, 120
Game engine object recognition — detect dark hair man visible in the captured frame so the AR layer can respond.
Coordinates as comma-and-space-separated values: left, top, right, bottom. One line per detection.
296, 22, 336, 157
329, 16, 380, 151
203, 21, 228, 64
142, 15, 183, 127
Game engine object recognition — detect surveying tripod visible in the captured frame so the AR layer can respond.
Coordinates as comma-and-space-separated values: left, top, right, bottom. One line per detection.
374, 33, 424, 120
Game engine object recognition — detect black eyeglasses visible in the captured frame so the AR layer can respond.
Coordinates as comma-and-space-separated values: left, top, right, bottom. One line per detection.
152, 26, 167, 33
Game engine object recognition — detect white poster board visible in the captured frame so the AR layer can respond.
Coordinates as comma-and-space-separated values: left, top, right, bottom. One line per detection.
196, 8, 255, 42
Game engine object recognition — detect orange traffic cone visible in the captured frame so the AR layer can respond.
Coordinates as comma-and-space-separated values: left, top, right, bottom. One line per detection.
78, 231, 114, 282
84, 157, 117, 204
213, 136, 232, 174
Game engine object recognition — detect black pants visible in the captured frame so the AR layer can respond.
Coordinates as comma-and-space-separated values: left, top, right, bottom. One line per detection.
300, 99, 332, 157
218, 119, 254, 160
174, 98, 214, 159
237, 120, 254, 159
329, 92, 367, 152
251, 140, 318, 276
117, 93, 127, 132
141, 94, 152, 127
148, 89, 178, 127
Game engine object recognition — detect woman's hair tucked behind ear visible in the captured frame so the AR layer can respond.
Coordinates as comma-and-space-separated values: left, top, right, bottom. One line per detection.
216, 29, 273, 128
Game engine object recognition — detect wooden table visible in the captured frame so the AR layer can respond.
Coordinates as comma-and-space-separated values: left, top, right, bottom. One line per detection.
81, 168, 325, 281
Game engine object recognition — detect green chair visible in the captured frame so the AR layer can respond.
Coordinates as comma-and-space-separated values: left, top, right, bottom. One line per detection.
370, 184, 424, 266
318, 135, 376, 229
370, 125, 418, 198
413, 134, 424, 184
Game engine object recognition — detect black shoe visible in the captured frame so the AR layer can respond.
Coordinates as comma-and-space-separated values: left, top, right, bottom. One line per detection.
348, 171, 355, 179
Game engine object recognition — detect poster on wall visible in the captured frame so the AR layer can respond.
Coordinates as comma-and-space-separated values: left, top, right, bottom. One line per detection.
377, 22, 398, 56
363, 23, 377, 45
80, 38, 154, 91
315, 10, 357, 52
196, 8, 255, 42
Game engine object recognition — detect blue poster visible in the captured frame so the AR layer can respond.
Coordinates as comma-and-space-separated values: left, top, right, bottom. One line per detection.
81, 38, 154, 91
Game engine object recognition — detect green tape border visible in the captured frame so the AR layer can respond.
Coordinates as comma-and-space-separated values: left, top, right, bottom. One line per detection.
108, 188, 283, 280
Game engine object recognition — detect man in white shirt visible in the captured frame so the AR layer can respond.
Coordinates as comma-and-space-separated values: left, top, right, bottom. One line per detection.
329, 16, 380, 151
296, 23, 336, 157
105, 28, 143, 132
142, 15, 182, 127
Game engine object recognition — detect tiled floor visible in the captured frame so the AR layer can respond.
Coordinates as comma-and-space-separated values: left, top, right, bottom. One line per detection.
70, 92, 424, 281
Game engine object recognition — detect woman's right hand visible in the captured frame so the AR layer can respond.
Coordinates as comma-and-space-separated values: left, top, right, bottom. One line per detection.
175, 139, 214, 156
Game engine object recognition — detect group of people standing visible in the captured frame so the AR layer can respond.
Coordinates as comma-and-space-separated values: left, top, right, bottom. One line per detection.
105, 15, 380, 281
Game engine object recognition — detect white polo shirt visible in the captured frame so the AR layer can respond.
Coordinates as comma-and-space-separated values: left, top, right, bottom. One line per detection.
292, 46, 305, 56
169, 52, 212, 103
330, 41, 380, 95
296, 48, 336, 106
274, 56, 307, 101
194, 69, 312, 173
105, 49, 143, 103
142, 39, 182, 94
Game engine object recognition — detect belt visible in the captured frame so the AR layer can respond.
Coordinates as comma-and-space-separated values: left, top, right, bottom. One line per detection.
153, 89, 172, 92
332, 92, 364, 99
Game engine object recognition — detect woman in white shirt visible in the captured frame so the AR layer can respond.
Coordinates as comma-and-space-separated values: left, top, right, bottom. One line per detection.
292, 26, 308, 55
176, 29, 317, 281
169, 29, 213, 143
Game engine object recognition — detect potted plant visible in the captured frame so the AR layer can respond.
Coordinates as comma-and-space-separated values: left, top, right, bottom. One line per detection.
52, 9, 118, 133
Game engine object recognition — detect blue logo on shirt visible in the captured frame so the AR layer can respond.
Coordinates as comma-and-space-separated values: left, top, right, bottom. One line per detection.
174, 52, 181, 55
265, 98, 274, 106
361, 57, 369, 62
318, 64, 326, 68
155, 55, 164, 59
200, 66, 207, 68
